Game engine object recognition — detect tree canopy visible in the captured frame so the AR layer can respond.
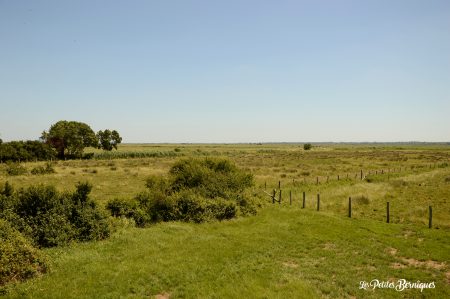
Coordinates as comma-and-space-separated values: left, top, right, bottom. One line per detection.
41, 121, 97, 159
97, 129, 122, 151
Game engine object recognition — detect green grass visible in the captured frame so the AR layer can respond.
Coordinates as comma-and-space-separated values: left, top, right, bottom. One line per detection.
1, 144, 449, 297
2, 207, 449, 298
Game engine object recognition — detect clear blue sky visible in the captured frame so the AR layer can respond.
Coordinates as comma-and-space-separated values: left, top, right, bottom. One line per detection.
1, 0, 449, 143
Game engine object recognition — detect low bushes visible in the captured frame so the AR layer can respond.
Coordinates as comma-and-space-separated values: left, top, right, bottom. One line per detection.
0, 219, 48, 288
0, 182, 110, 248
5, 163, 27, 176
0, 181, 109, 289
107, 158, 258, 225
4, 162, 55, 176
30, 163, 55, 175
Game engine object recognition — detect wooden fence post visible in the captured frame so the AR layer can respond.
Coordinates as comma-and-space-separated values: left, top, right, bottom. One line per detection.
272, 189, 276, 204
316, 177, 319, 185
360, 170, 363, 180
348, 197, 352, 218
317, 194, 320, 211
337, 175, 340, 181
279, 189, 282, 205
387, 202, 390, 223
429, 206, 432, 228
278, 181, 281, 189
302, 191, 305, 208
289, 190, 292, 205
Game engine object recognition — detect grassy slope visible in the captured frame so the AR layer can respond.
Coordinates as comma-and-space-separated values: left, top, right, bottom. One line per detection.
3, 207, 449, 299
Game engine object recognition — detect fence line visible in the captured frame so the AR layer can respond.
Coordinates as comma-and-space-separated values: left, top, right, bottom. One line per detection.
263, 188, 435, 229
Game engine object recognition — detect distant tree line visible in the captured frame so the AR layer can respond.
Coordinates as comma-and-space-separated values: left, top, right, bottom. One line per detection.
0, 141, 56, 162
0, 120, 122, 162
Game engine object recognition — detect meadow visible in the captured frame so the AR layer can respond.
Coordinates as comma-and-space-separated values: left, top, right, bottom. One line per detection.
1, 143, 449, 298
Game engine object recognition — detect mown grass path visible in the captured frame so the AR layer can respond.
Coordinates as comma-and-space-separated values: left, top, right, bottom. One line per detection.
4, 207, 449, 298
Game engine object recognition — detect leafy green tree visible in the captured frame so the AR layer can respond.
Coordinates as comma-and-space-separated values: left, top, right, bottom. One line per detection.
97, 129, 122, 151
303, 143, 312, 150
41, 121, 97, 159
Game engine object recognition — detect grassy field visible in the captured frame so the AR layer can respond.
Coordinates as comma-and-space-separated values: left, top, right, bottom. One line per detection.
1, 143, 449, 298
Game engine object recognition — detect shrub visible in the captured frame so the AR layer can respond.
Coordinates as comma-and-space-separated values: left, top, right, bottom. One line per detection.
1, 182, 110, 247
145, 175, 170, 194
135, 191, 177, 223
0, 181, 14, 197
169, 158, 254, 199
5, 162, 27, 176
303, 143, 312, 150
173, 191, 208, 223
106, 198, 137, 218
236, 194, 258, 216
107, 158, 259, 225
206, 198, 237, 221
68, 182, 110, 241
30, 162, 55, 175
0, 219, 48, 287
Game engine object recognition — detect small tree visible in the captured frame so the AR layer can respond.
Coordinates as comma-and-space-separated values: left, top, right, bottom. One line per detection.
41, 121, 97, 159
303, 143, 312, 150
97, 130, 122, 151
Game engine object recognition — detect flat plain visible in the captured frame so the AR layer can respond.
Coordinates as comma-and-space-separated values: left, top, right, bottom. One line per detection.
1, 143, 449, 298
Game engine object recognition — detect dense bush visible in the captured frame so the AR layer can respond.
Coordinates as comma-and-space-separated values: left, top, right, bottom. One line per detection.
0, 219, 48, 287
0, 182, 110, 247
107, 158, 258, 225
0, 140, 56, 163
106, 198, 137, 218
303, 143, 312, 150
169, 158, 253, 198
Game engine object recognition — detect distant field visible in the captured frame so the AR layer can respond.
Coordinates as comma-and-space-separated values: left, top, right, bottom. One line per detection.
2, 143, 449, 227
1, 143, 449, 298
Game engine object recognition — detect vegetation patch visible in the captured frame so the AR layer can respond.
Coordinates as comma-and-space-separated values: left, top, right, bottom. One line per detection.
107, 158, 258, 225
0, 182, 110, 248
5, 163, 27, 176
30, 162, 56, 175
0, 219, 48, 288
